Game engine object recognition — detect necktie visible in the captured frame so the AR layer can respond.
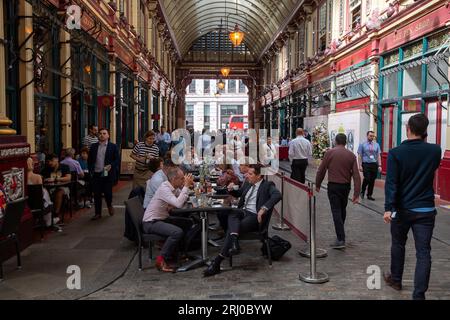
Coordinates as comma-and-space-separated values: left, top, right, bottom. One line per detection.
244, 184, 256, 210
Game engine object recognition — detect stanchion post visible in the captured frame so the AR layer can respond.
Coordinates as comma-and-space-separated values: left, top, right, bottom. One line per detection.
299, 182, 329, 284
272, 171, 290, 231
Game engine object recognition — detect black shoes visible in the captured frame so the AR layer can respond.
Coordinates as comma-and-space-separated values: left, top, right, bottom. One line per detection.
330, 240, 346, 249
360, 192, 365, 199
367, 196, 376, 201
384, 273, 402, 291
228, 235, 241, 256
203, 256, 223, 277
90, 214, 101, 221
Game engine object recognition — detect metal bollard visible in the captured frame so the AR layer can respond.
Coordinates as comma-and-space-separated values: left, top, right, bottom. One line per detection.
272, 171, 291, 231
299, 182, 329, 284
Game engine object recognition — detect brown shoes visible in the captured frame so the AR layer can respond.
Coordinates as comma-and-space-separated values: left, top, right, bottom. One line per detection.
155, 256, 175, 273
384, 273, 402, 290
108, 206, 115, 216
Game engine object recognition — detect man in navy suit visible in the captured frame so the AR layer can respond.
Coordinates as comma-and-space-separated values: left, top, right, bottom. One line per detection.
88, 128, 120, 220
204, 164, 282, 277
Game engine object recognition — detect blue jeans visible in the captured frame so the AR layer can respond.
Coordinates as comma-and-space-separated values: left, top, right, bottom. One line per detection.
390, 209, 436, 300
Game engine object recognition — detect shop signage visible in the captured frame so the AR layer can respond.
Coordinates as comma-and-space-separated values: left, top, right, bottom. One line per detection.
0, 146, 30, 159
379, 5, 450, 53
98, 95, 114, 107
2, 168, 25, 202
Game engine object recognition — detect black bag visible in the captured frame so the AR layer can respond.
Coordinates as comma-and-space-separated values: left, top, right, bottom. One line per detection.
261, 235, 291, 261
183, 222, 202, 252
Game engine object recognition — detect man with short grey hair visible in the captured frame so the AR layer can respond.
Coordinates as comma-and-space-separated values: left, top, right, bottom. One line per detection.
142, 168, 194, 272
61, 147, 84, 178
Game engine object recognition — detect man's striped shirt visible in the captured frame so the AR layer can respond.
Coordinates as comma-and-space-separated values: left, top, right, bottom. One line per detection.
132, 142, 159, 171
83, 135, 99, 149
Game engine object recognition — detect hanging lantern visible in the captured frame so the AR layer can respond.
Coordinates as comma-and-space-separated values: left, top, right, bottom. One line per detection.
220, 67, 231, 77
84, 65, 92, 74
229, 24, 244, 47
217, 80, 225, 90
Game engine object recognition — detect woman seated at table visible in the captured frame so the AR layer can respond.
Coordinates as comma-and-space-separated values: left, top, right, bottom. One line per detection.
41, 154, 71, 222
216, 164, 240, 187
27, 157, 55, 226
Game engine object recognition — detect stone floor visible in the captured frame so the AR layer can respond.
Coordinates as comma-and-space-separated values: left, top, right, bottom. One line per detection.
1, 169, 449, 300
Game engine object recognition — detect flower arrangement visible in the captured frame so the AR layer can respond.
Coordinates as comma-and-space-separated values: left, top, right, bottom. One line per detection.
312, 122, 330, 160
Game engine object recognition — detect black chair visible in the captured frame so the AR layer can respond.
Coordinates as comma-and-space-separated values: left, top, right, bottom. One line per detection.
229, 210, 273, 268
0, 198, 27, 280
27, 185, 46, 240
124, 196, 166, 271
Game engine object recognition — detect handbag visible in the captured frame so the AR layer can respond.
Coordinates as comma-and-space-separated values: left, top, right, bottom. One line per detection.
261, 235, 292, 261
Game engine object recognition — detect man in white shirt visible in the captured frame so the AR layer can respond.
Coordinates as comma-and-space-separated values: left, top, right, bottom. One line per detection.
142, 167, 194, 272
288, 128, 312, 184
143, 159, 175, 209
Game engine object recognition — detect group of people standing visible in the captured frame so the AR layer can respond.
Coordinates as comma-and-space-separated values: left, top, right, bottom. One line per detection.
296, 114, 440, 300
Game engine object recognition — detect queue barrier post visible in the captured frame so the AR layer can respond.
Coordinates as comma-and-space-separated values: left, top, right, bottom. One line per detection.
272, 171, 291, 231
299, 182, 329, 284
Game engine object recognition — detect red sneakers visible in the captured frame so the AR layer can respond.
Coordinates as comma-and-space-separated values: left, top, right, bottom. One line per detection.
155, 256, 175, 273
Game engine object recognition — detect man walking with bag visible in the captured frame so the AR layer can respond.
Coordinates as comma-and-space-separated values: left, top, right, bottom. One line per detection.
383, 114, 441, 300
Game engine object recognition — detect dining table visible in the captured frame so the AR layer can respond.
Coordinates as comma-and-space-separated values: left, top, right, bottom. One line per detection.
170, 195, 236, 272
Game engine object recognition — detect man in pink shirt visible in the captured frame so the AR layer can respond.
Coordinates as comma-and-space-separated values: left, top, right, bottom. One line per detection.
142, 167, 194, 272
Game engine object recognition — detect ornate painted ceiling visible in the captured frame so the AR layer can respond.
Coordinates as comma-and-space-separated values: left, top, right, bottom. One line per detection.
160, 0, 301, 61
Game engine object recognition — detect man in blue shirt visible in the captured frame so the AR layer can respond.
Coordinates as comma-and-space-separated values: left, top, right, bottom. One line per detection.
383, 114, 441, 300
357, 130, 381, 200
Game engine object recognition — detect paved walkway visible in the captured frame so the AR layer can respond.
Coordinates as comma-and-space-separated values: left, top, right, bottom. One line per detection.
1, 171, 449, 300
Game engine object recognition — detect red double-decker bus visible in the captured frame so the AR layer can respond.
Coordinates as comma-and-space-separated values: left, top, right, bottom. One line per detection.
228, 115, 248, 129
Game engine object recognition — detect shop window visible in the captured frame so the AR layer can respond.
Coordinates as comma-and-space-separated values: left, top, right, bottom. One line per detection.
426, 58, 449, 92
402, 65, 422, 96
383, 73, 398, 99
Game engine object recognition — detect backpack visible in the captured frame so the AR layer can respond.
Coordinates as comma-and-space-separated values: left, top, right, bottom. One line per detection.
183, 221, 202, 252
261, 235, 292, 261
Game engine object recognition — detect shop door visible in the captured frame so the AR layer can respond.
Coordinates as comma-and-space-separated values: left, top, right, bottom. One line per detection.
381, 104, 397, 174
425, 99, 448, 195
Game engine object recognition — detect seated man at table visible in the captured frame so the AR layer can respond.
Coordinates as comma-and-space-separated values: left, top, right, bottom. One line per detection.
143, 158, 176, 209
41, 154, 72, 222
217, 164, 240, 187
61, 148, 84, 179
204, 164, 282, 277
142, 167, 194, 272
